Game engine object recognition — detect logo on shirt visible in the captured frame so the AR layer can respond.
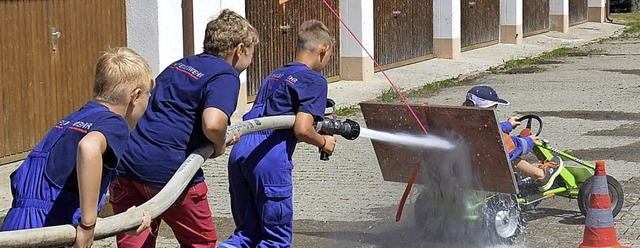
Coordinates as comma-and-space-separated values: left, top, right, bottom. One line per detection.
170, 62, 205, 80
55, 119, 94, 133
269, 73, 298, 85
285, 75, 298, 84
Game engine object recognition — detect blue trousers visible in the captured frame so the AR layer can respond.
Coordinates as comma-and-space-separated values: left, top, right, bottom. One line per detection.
222, 132, 294, 248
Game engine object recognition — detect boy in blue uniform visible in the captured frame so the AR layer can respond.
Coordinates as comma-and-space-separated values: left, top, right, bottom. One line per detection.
221, 20, 337, 248
110, 9, 259, 247
464, 85, 564, 190
2, 47, 154, 247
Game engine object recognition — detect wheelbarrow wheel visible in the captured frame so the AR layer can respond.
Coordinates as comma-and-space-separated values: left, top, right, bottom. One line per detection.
578, 175, 624, 218
483, 194, 522, 245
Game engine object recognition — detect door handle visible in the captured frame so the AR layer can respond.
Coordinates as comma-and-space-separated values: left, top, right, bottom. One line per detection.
279, 23, 290, 32
51, 27, 61, 51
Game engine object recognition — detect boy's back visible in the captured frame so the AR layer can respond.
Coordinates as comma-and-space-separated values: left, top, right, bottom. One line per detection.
118, 53, 240, 186
2, 101, 128, 229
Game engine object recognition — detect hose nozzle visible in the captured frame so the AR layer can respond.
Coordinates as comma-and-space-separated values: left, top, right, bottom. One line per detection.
315, 118, 361, 140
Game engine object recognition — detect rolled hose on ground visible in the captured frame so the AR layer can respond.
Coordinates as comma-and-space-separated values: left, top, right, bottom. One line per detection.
0, 115, 296, 248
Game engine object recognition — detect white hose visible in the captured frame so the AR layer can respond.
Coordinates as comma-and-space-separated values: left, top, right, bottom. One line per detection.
0, 116, 296, 248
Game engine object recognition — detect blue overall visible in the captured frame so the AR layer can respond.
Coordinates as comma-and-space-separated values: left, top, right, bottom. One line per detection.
2, 102, 125, 230
499, 121, 534, 160
223, 63, 326, 248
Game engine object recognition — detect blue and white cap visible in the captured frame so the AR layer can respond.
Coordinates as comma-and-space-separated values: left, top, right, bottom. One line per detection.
466, 85, 510, 108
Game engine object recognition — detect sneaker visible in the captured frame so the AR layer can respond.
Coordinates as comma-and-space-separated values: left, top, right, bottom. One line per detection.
536, 156, 564, 191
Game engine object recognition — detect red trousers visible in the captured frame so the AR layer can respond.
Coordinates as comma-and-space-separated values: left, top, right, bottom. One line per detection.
109, 176, 217, 248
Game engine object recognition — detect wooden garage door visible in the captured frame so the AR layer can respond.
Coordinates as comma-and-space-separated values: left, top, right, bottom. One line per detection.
373, 0, 433, 69
570, 0, 588, 25
461, 0, 500, 50
0, 0, 127, 164
246, 1, 341, 100
523, 0, 550, 36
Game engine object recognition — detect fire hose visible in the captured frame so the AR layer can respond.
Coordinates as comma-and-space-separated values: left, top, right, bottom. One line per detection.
0, 114, 360, 247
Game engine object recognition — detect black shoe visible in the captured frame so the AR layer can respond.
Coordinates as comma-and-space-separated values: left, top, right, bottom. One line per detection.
536, 156, 564, 191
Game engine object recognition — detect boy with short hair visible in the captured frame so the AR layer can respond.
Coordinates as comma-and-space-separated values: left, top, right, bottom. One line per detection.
464, 85, 564, 191
2, 47, 154, 247
110, 9, 259, 247
221, 19, 337, 248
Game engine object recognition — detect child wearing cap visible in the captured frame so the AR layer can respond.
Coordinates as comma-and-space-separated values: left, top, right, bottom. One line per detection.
463, 85, 564, 191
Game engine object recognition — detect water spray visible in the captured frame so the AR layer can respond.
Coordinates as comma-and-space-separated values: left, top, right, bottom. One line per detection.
314, 99, 361, 160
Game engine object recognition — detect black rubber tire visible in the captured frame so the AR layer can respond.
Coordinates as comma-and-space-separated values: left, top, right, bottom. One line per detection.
578, 175, 624, 218
483, 194, 522, 245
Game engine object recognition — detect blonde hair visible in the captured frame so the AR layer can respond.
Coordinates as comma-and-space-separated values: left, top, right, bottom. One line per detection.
203, 9, 259, 58
297, 20, 334, 52
93, 47, 155, 105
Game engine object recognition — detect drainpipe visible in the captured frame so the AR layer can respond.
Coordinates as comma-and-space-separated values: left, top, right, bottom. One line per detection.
0, 116, 297, 248
182, 0, 195, 56
606, 0, 613, 22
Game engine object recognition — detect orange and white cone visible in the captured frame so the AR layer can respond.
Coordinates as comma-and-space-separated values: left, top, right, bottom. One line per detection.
579, 160, 630, 248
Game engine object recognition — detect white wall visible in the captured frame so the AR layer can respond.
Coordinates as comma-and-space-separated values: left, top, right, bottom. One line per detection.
339, 0, 373, 58
157, 1, 184, 72
193, 1, 246, 54
127, 0, 247, 78
126, 0, 161, 75
433, 0, 461, 39
500, 0, 523, 25
588, 0, 606, 7
550, 0, 569, 15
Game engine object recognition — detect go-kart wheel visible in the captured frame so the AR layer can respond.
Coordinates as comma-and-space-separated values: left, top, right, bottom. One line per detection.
516, 115, 543, 136
578, 175, 624, 218
483, 194, 522, 245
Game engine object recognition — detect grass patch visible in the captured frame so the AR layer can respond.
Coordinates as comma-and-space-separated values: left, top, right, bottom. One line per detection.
335, 106, 360, 116
376, 78, 468, 102
489, 47, 597, 74
611, 13, 640, 37
505, 66, 548, 74
405, 78, 466, 98
377, 87, 402, 102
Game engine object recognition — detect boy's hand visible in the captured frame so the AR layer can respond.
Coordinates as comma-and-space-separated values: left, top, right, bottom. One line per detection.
321, 135, 336, 155
508, 116, 521, 128
528, 135, 540, 142
226, 132, 240, 146
125, 207, 151, 235
73, 224, 95, 248
211, 144, 227, 158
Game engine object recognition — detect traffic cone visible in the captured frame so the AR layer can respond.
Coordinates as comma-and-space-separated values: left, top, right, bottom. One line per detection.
579, 160, 630, 248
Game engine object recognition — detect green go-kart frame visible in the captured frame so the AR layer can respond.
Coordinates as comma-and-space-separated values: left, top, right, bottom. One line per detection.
414, 114, 625, 244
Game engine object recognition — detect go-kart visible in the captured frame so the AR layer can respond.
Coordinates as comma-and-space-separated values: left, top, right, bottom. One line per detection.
413, 114, 624, 244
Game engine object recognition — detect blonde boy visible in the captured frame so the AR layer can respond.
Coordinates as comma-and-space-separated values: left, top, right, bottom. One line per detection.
2, 47, 154, 248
